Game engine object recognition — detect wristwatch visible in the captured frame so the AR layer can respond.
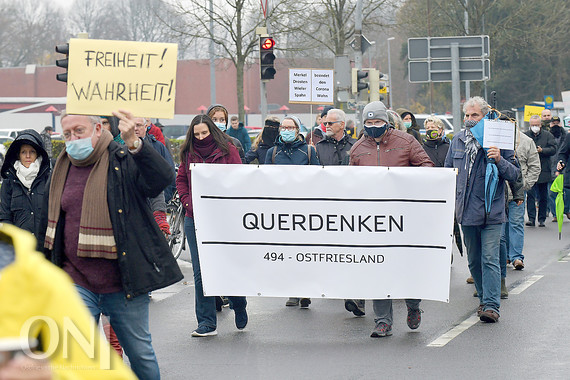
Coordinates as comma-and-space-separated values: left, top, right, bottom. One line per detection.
128, 138, 141, 150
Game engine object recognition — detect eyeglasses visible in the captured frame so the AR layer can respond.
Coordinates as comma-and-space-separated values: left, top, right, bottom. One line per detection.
280, 126, 298, 131
324, 121, 341, 126
364, 121, 386, 127
63, 126, 90, 141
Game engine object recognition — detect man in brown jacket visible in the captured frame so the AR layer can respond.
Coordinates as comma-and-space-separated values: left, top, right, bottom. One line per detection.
347, 101, 433, 338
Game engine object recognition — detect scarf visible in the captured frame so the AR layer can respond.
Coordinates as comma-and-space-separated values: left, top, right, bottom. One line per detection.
193, 134, 217, 158
464, 128, 481, 179
44, 129, 117, 259
14, 156, 42, 189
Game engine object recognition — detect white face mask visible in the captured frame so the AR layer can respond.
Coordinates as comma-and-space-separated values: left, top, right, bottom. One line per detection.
530, 126, 540, 134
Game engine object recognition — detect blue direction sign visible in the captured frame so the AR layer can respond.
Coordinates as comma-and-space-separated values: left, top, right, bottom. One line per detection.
544, 95, 554, 109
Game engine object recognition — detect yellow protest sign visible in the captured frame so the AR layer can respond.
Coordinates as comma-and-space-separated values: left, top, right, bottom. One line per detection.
66, 38, 178, 119
524, 105, 544, 122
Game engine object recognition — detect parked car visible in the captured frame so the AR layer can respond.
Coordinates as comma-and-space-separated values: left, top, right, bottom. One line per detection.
0, 136, 14, 157
245, 126, 262, 138
161, 125, 188, 140
0, 129, 26, 139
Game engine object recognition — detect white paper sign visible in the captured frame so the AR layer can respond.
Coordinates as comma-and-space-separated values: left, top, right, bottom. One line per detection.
288, 69, 311, 102
483, 119, 515, 150
311, 69, 334, 103
289, 68, 334, 105
191, 165, 456, 302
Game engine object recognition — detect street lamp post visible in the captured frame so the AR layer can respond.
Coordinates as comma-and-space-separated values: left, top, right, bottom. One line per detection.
387, 37, 395, 109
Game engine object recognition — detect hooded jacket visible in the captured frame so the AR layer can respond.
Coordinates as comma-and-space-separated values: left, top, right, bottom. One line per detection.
265, 137, 320, 166
397, 108, 423, 145
0, 224, 137, 379
0, 129, 51, 235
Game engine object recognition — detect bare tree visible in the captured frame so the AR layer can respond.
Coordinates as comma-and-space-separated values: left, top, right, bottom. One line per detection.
276, 0, 399, 58
0, 0, 66, 67
168, 0, 295, 121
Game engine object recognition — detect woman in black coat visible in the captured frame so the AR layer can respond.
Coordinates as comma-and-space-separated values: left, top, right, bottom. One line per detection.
0, 129, 50, 236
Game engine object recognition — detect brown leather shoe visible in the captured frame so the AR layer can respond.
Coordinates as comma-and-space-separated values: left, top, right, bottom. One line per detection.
513, 259, 524, 270
466, 276, 474, 284
479, 309, 499, 323
477, 304, 484, 317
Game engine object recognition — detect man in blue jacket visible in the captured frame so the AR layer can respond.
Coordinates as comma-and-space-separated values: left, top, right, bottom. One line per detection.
444, 96, 519, 323
227, 116, 252, 153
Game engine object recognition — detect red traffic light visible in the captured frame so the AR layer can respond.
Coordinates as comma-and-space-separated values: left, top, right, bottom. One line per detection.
261, 38, 275, 50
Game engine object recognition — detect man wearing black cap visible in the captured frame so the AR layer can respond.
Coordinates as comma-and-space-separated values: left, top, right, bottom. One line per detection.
347, 100, 433, 338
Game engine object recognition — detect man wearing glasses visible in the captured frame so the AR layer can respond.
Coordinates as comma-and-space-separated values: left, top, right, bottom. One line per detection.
316, 108, 356, 166
347, 101, 433, 338
37, 110, 182, 379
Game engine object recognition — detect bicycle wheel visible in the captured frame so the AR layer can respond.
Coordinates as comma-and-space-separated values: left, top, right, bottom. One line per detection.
168, 204, 186, 259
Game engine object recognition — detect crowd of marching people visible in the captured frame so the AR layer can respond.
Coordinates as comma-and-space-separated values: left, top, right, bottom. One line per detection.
3, 94, 569, 379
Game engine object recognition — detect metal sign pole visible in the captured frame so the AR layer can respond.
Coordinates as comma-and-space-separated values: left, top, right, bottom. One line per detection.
451, 43, 461, 134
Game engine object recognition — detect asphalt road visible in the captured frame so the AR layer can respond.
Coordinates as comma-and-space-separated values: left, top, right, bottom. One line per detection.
148, 218, 570, 379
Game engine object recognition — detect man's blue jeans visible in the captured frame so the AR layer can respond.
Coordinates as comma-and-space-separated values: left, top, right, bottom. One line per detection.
184, 217, 247, 330
461, 224, 501, 314
500, 199, 526, 277
75, 285, 160, 380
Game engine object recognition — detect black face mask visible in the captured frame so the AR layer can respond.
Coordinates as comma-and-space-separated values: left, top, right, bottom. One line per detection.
551, 125, 562, 138
262, 127, 279, 145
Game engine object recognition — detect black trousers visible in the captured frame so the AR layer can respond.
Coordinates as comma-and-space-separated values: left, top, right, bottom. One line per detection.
527, 182, 548, 223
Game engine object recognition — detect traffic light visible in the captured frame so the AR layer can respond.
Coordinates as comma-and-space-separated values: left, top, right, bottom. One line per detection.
351, 68, 368, 95
55, 43, 69, 83
259, 37, 276, 80
369, 69, 386, 102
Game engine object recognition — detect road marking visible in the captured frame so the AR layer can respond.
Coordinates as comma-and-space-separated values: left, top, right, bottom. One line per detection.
559, 253, 570, 262
427, 315, 480, 347
509, 274, 543, 295
429, 274, 544, 347
150, 259, 193, 302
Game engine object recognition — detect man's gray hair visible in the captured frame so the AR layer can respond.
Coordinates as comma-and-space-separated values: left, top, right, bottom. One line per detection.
529, 115, 541, 122
327, 108, 346, 123
463, 96, 490, 115
60, 110, 100, 126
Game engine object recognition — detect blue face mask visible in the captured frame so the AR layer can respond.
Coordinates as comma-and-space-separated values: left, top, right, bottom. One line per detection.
403, 121, 412, 129
280, 129, 297, 142
364, 125, 387, 139
215, 122, 227, 132
65, 129, 95, 160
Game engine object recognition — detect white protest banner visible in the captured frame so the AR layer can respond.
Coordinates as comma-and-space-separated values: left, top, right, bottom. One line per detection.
311, 70, 334, 103
66, 38, 178, 118
192, 165, 456, 302
483, 119, 515, 150
289, 68, 334, 105
288, 69, 311, 102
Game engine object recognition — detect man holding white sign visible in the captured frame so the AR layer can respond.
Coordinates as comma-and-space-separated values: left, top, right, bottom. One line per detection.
348, 101, 433, 337
445, 96, 519, 323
